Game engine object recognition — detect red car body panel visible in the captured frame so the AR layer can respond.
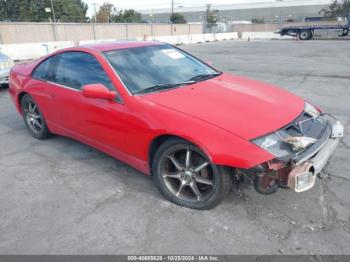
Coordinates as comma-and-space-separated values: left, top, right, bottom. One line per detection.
8, 42, 305, 175
143, 73, 304, 140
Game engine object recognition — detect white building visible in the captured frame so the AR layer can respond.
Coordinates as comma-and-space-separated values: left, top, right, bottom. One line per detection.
140, 0, 332, 23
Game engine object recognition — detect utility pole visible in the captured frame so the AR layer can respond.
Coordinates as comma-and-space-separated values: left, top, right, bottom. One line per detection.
50, 0, 56, 22
275, 0, 283, 25
92, 2, 98, 23
170, 0, 174, 23
92, 2, 98, 40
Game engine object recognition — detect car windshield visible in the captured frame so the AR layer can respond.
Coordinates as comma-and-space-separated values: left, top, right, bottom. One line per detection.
103, 44, 219, 94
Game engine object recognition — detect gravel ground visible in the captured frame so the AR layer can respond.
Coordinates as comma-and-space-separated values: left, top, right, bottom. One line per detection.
0, 40, 349, 255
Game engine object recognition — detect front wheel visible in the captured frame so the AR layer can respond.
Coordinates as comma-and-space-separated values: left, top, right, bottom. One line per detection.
152, 138, 232, 209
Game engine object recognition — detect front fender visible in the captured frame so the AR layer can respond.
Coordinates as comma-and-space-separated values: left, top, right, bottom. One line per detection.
132, 97, 274, 169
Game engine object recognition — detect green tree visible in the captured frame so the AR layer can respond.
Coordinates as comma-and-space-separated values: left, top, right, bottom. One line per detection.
111, 9, 143, 23
95, 2, 114, 23
0, 0, 9, 21
121, 9, 143, 23
320, 0, 350, 19
0, 0, 88, 22
52, 0, 88, 22
170, 13, 186, 24
206, 4, 219, 27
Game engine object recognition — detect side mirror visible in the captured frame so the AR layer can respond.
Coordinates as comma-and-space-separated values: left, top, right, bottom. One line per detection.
82, 84, 117, 101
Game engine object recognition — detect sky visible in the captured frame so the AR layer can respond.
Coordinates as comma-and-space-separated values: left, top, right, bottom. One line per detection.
83, 0, 331, 16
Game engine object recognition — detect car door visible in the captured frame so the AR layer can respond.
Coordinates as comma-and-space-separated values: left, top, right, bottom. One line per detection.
48, 51, 127, 152
29, 55, 64, 129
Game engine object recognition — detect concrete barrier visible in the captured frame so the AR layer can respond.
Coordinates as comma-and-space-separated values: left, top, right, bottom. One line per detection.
152, 34, 217, 45
0, 41, 74, 61
176, 35, 191, 45
214, 32, 239, 41
78, 39, 116, 45
151, 35, 178, 45
241, 32, 293, 40
227, 32, 239, 40
214, 33, 227, 41
203, 34, 216, 42
189, 34, 205, 43
0, 33, 242, 61
43, 41, 75, 53
151, 35, 189, 45
141, 33, 240, 45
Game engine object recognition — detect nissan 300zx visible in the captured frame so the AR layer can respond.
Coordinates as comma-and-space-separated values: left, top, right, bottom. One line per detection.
8, 41, 344, 209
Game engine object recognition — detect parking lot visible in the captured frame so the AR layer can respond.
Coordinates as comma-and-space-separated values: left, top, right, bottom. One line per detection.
0, 40, 349, 255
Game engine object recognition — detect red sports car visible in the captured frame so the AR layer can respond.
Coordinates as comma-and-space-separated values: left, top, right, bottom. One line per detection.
8, 41, 344, 209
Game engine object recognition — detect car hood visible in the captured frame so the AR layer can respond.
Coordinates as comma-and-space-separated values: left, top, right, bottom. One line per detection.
142, 73, 304, 140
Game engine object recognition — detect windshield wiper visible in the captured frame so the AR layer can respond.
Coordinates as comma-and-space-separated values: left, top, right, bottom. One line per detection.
134, 72, 221, 95
188, 72, 222, 82
134, 81, 196, 94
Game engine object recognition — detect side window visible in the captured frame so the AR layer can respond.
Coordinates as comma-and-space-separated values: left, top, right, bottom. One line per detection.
52, 51, 114, 91
32, 56, 55, 81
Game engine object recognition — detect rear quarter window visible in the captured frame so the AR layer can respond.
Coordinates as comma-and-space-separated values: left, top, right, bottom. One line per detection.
32, 57, 55, 81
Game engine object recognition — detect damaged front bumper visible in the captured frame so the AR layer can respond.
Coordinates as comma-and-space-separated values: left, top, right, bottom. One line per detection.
245, 117, 344, 194
287, 118, 343, 192
288, 134, 339, 192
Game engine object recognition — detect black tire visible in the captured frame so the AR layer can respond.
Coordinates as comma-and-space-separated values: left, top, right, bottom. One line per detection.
299, 30, 312, 40
152, 138, 232, 209
341, 28, 349, 36
21, 94, 52, 139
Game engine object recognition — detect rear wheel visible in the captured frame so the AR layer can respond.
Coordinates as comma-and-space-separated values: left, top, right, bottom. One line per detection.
152, 138, 232, 209
21, 94, 52, 139
299, 30, 312, 40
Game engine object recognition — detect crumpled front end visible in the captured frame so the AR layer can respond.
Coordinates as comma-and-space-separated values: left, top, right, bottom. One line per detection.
286, 117, 342, 192
241, 105, 344, 194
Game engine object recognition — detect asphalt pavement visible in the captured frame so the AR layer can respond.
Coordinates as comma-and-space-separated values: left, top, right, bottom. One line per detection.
0, 39, 349, 254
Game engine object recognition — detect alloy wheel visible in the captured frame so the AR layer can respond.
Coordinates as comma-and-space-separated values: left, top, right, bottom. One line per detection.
24, 100, 43, 134
160, 147, 216, 202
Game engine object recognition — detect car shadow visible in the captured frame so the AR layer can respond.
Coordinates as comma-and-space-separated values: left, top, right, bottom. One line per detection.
44, 134, 161, 199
